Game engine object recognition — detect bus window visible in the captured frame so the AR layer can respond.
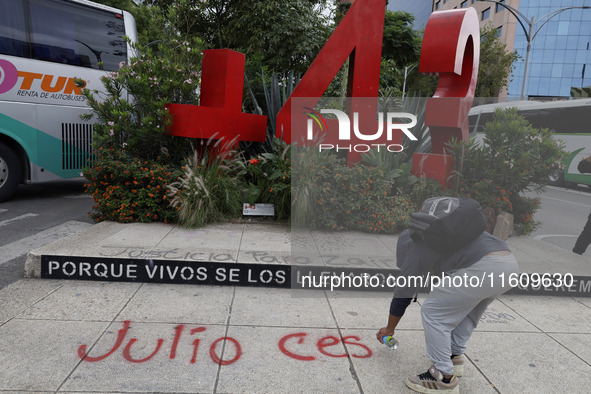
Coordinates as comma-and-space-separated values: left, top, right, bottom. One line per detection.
469, 111, 494, 134
28, 0, 126, 71
0, 0, 27, 58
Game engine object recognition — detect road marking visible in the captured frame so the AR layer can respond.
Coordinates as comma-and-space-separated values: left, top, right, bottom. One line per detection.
64, 194, 92, 199
533, 234, 578, 241
0, 221, 92, 266
0, 209, 7, 214
0, 213, 39, 228
545, 186, 591, 196
539, 195, 591, 209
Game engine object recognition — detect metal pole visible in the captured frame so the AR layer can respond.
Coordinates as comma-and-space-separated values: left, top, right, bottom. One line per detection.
402, 64, 417, 100
520, 16, 535, 100
402, 66, 409, 100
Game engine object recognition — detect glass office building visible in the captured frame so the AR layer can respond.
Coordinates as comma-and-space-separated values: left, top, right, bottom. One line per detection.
387, 0, 433, 30
508, 0, 591, 99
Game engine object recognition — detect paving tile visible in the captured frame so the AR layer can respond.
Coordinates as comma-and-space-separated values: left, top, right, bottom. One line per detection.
476, 298, 541, 332
375, 233, 399, 255
500, 295, 591, 333
291, 229, 327, 267
18, 281, 141, 321
118, 283, 234, 325
216, 326, 360, 393
61, 321, 224, 393
0, 319, 107, 392
96, 245, 238, 263
328, 293, 424, 330
548, 333, 591, 365
100, 222, 174, 249
468, 332, 591, 393
349, 329, 497, 394
310, 230, 398, 269
575, 297, 591, 308
0, 279, 62, 323
29, 221, 127, 255
230, 287, 336, 328
310, 230, 392, 254
160, 223, 244, 250
239, 223, 291, 252
237, 249, 291, 265
289, 251, 327, 267
507, 237, 591, 276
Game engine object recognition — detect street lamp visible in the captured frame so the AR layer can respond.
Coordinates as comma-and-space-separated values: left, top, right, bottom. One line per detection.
478, 0, 591, 100
402, 63, 417, 100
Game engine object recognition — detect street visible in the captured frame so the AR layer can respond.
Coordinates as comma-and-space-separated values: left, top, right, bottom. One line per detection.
0, 180, 94, 290
529, 185, 591, 257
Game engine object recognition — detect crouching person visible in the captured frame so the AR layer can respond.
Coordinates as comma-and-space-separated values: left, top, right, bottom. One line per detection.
376, 197, 519, 393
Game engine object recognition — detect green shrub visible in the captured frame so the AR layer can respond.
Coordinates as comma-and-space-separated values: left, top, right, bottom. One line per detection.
291, 148, 335, 226
361, 148, 417, 193
81, 37, 205, 223
449, 107, 566, 233
238, 137, 291, 220
81, 38, 204, 163
292, 150, 414, 233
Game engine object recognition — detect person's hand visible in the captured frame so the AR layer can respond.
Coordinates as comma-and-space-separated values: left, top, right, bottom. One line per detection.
376, 327, 394, 343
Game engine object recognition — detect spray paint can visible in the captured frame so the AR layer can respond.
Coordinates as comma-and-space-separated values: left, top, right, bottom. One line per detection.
382, 335, 399, 350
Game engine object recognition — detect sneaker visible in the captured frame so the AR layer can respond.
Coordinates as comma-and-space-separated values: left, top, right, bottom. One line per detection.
406, 365, 459, 393
451, 354, 464, 377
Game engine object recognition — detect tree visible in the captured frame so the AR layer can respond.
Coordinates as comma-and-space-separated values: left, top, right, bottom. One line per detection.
379, 11, 436, 96
381, 10, 421, 67
476, 24, 520, 97
144, 0, 333, 75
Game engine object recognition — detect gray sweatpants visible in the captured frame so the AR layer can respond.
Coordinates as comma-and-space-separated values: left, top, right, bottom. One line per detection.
421, 253, 519, 375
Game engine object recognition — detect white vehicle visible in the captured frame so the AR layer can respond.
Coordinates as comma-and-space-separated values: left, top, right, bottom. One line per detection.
0, 0, 137, 201
469, 99, 591, 188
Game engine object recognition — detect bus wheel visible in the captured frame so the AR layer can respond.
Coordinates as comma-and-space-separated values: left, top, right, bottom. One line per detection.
548, 169, 564, 187
0, 142, 22, 202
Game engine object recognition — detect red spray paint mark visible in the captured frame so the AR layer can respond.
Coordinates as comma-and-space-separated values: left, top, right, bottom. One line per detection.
209, 337, 242, 366
278, 333, 316, 361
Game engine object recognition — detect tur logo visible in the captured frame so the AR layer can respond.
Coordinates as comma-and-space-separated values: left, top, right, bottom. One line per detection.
305, 109, 418, 153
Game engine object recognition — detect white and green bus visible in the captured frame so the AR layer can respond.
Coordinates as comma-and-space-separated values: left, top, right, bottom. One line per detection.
469, 99, 591, 188
0, 0, 137, 201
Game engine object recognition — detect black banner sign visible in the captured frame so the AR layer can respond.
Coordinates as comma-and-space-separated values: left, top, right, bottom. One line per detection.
505, 275, 591, 297
40, 255, 591, 296
42, 255, 291, 288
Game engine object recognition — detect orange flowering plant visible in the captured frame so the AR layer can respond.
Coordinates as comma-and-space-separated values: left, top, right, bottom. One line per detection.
292, 149, 414, 234
80, 35, 205, 224
83, 148, 181, 223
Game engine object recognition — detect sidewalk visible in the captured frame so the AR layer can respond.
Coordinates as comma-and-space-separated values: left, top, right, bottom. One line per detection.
0, 221, 590, 392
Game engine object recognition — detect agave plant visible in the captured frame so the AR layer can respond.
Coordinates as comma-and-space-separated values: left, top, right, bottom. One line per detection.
243, 70, 300, 154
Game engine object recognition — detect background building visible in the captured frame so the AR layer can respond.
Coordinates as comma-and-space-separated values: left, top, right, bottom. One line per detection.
431, 0, 591, 100
509, 0, 591, 99
387, 0, 433, 30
